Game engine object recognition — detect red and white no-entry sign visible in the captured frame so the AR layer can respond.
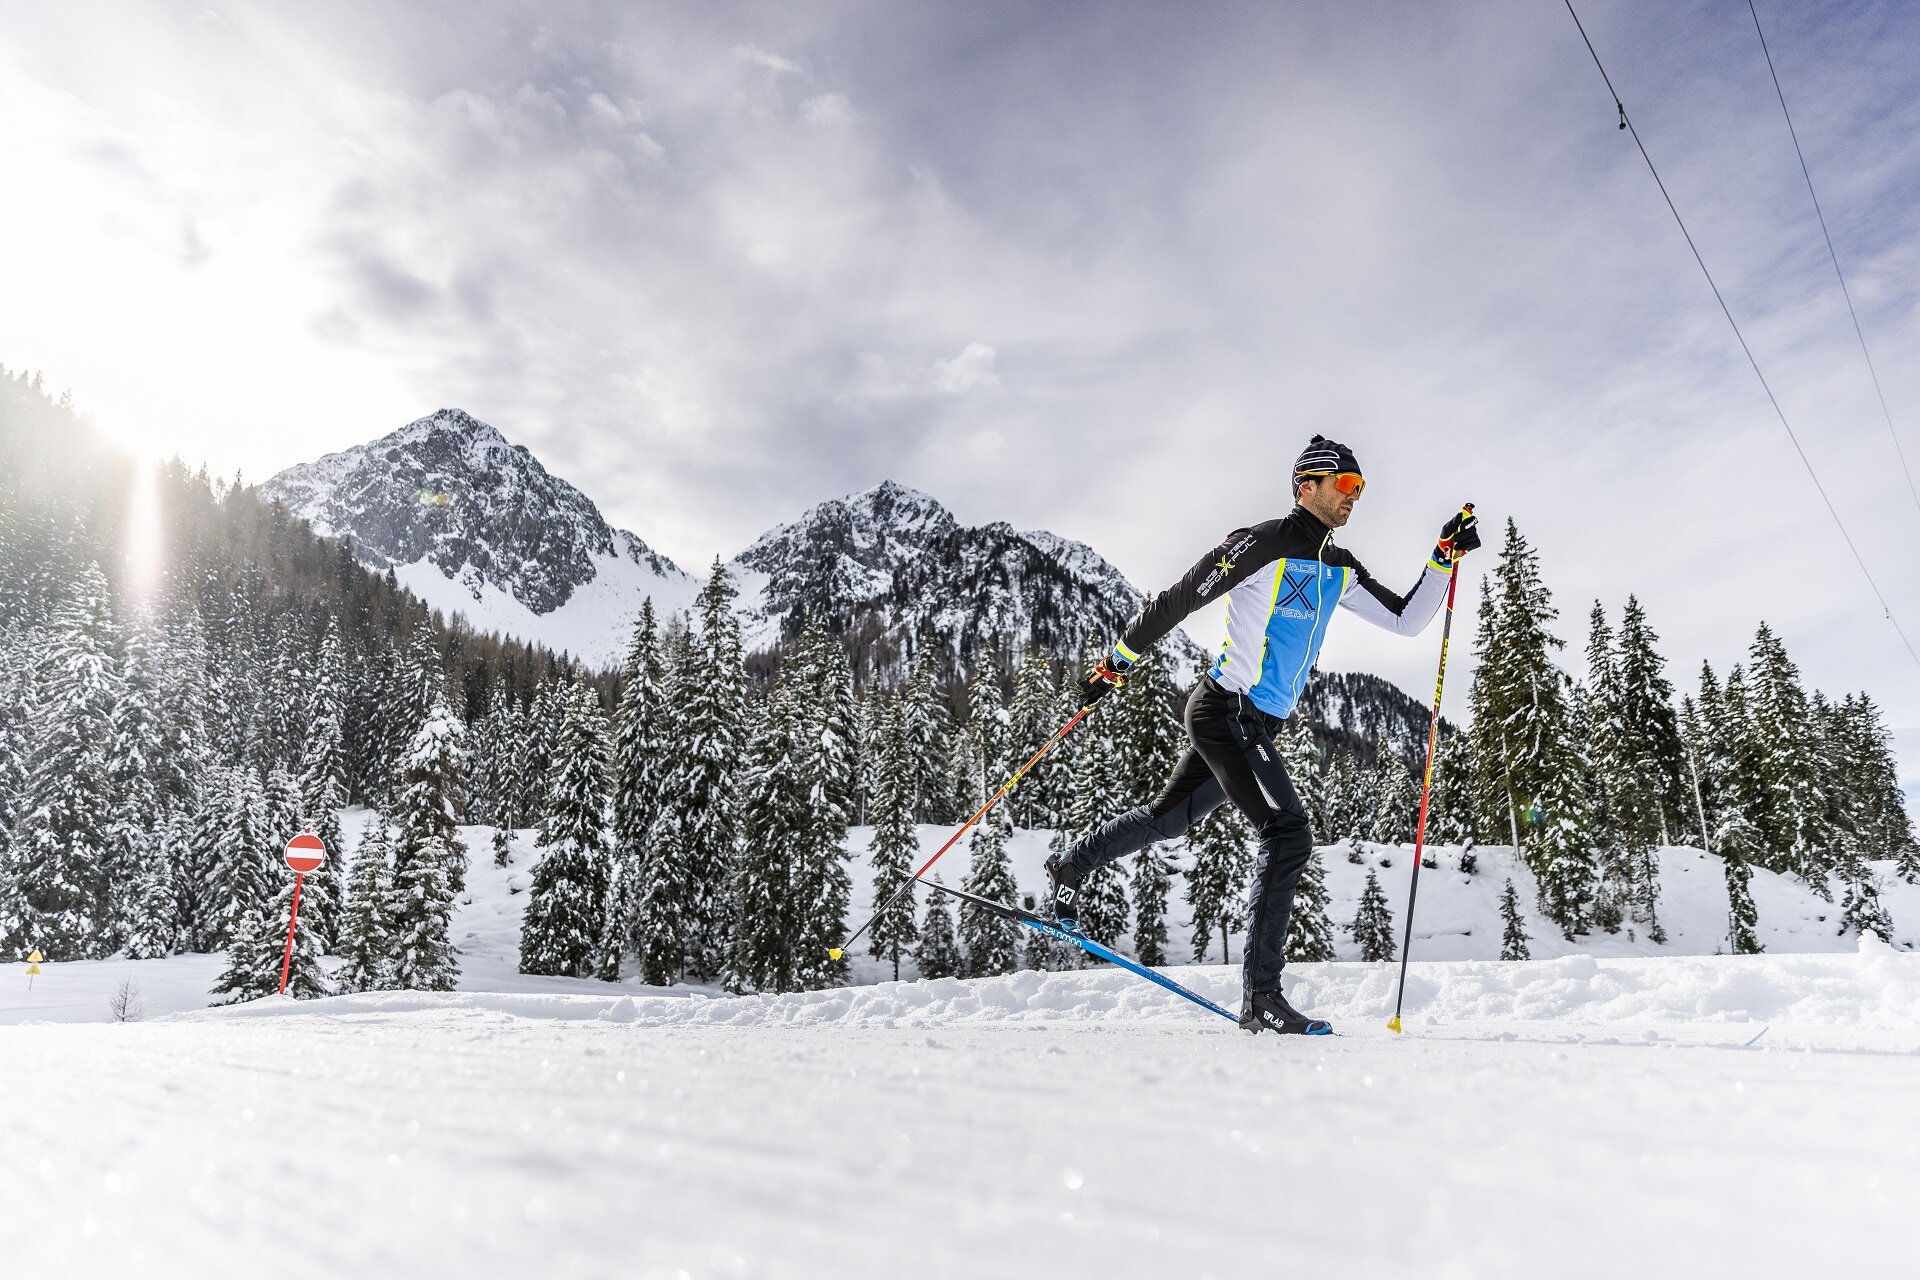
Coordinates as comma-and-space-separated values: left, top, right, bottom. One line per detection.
279, 830, 327, 995
284, 830, 326, 873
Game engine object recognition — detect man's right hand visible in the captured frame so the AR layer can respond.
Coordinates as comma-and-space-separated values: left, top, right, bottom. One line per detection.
1079, 658, 1128, 708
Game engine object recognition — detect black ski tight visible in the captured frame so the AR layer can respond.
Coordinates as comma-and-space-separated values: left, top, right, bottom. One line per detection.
1065, 676, 1315, 994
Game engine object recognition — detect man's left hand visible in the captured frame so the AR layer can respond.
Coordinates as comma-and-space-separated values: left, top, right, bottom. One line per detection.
1434, 504, 1479, 565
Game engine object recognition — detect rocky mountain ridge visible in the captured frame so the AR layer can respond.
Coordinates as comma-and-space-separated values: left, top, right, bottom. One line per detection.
263, 410, 1197, 676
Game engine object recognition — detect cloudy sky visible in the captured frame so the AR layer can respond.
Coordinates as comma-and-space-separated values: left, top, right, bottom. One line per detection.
4, 0, 1918, 783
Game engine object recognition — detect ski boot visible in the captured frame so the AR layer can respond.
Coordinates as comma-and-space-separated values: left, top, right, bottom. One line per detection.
1240, 988, 1334, 1036
1044, 852, 1086, 933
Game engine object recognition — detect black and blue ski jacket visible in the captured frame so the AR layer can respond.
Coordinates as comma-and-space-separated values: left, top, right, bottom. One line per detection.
1113, 506, 1451, 718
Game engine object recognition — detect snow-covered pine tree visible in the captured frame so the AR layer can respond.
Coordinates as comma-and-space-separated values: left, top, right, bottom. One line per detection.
1278, 716, 1325, 841
1371, 757, 1420, 847
1130, 844, 1172, 967
520, 678, 565, 828
1471, 520, 1592, 935
785, 621, 856, 991
378, 691, 470, 992
729, 677, 807, 993
915, 877, 964, 980
1185, 805, 1253, 963
1718, 823, 1763, 955
1831, 693, 1918, 883
123, 814, 183, 960
903, 642, 954, 823
1498, 877, 1531, 961
634, 806, 691, 986
1105, 649, 1183, 955
0, 635, 32, 873
1323, 750, 1367, 844
1530, 752, 1596, 940
866, 697, 920, 980
1064, 715, 1129, 950
208, 767, 275, 951
962, 650, 1010, 809
222, 868, 333, 1004
672, 559, 747, 981
1426, 732, 1477, 846
1284, 844, 1337, 964
519, 682, 610, 978
335, 817, 394, 993
1581, 603, 1628, 937
1110, 646, 1186, 810
729, 620, 856, 995
1467, 574, 1519, 847
0, 563, 121, 959
1745, 624, 1827, 890
1835, 845, 1892, 943
959, 805, 1019, 977
1351, 867, 1396, 962
297, 619, 351, 946
1006, 650, 1058, 828
1615, 596, 1686, 844
600, 599, 666, 979
807, 621, 861, 836
388, 834, 459, 991
104, 619, 171, 951
392, 695, 470, 897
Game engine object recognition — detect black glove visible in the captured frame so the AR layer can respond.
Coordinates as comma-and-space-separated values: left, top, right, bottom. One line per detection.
1434, 504, 1479, 565
1079, 657, 1129, 709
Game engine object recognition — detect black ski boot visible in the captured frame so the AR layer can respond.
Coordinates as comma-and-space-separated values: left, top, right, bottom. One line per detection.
1044, 852, 1086, 932
1240, 988, 1334, 1036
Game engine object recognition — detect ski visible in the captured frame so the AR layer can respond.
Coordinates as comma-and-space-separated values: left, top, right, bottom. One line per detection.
915, 877, 1241, 1026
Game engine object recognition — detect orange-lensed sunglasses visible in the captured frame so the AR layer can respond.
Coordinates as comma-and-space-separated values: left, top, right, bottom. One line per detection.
1300, 471, 1366, 497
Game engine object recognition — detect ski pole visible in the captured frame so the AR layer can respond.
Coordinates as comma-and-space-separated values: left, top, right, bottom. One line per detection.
1388, 505, 1471, 1034
830, 704, 1094, 960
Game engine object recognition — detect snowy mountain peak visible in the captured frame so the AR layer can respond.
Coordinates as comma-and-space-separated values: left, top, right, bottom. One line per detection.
262, 410, 693, 658
729, 478, 1201, 676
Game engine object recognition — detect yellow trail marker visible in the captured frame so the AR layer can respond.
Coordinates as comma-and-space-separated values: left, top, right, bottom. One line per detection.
27, 949, 43, 962
1386, 1016, 1402, 1034
827, 948, 844, 961
26, 950, 44, 989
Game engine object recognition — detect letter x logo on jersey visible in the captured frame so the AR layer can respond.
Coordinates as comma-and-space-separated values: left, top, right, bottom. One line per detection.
1277, 571, 1317, 615
1215, 556, 1234, 576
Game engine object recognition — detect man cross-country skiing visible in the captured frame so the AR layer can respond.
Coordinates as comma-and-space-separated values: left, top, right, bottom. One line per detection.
1048, 434, 1478, 1034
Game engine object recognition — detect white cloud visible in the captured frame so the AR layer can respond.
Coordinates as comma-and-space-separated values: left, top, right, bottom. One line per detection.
802, 92, 852, 126
931, 343, 999, 394
732, 44, 802, 76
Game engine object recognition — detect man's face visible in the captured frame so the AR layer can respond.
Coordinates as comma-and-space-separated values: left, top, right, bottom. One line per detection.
1297, 475, 1359, 528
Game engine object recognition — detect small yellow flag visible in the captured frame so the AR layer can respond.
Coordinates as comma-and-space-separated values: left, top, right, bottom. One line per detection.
25, 965, 39, 976
27, 950, 43, 964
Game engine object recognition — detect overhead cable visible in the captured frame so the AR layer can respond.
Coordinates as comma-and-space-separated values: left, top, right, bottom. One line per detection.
1746, 0, 1920, 524
1561, 0, 1920, 673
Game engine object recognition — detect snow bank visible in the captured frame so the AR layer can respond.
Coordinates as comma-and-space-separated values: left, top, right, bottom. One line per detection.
173, 936, 1920, 1040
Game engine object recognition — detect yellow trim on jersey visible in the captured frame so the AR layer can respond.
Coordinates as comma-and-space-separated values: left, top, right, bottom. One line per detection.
1112, 638, 1141, 664
1250, 556, 1289, 679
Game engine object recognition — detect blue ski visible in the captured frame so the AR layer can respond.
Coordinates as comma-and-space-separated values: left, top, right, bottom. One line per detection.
917, 877, 1240, 1026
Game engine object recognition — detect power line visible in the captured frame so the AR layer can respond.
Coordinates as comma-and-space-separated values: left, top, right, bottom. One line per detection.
1746, 0, 1920, 523
1561, 0, 1920, 673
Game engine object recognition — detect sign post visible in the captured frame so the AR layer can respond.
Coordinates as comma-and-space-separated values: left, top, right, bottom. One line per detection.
26, 949, 43, 990
279, 830, 327, 995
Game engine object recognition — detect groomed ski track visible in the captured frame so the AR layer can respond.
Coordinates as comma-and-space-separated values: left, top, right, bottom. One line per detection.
8, 946, 1919, 1280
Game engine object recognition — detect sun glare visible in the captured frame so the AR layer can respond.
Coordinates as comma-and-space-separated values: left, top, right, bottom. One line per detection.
123, 454, 165, 609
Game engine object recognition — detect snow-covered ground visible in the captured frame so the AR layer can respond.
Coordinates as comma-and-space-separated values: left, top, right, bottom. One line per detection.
6, 823, 1917, 1277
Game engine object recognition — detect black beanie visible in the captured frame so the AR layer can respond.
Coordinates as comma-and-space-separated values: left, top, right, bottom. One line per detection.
1293, 434, 1362, 483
